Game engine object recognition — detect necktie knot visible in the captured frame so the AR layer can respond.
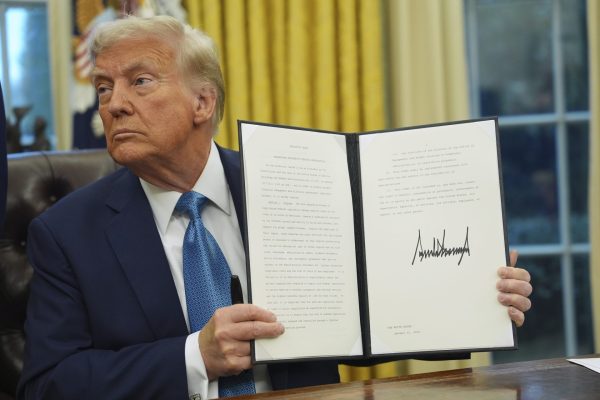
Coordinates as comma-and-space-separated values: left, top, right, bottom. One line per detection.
175, 191, 207, 220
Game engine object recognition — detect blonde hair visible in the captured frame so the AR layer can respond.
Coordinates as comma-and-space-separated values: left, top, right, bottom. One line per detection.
91, 15, 225, 131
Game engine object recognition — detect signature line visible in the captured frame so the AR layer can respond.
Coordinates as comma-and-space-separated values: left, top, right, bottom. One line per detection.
411, 227, 471, 266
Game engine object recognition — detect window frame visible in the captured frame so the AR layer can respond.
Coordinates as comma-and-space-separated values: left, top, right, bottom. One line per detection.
0, 0, 49, 125
465, 0, 590, 358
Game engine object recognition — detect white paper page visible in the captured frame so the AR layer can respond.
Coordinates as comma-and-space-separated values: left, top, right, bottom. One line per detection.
359, 120, 514, 355
240, 123, 362, 361
567, 358, 600, 374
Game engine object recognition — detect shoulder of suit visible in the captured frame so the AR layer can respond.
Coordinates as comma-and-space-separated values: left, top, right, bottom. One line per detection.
217, 145, 240, 160
39, 167, 129, 220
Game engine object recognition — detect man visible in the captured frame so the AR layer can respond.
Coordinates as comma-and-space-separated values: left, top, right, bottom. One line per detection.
18, 16, 532, 400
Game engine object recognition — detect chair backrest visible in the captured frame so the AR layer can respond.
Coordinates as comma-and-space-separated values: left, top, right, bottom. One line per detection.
0, 149, 119, 398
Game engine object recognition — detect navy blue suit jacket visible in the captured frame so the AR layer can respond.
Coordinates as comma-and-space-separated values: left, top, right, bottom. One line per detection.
18, 146, 339, 399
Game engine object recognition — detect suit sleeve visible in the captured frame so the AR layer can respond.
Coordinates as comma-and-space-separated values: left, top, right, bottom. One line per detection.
17, 217, 189, 400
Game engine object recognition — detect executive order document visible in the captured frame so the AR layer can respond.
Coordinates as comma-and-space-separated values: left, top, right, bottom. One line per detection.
239, 118, 515, 363
240, 123, 363, 362
359, 120, 514, 355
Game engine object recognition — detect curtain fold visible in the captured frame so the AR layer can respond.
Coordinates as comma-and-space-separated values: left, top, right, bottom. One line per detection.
341, 0, 489, 381
387, 0, 469, 128
184, 0, 481, 383
360, 0, 385, 131
587, 0, 600, 353
314, 0, 338, 130
48, 0, 73, 150
184, 0, 385, 150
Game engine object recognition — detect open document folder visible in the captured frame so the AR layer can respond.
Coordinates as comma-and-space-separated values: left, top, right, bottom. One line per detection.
238, 118, 517, 363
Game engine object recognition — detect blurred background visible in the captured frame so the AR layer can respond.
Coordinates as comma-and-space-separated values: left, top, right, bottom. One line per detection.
0, 0, 597, 381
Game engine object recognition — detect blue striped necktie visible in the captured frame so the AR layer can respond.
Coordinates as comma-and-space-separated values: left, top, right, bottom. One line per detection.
176, 191, 256, 397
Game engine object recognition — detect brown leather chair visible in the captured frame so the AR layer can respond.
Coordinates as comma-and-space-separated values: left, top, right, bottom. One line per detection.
0, 149, 118, 399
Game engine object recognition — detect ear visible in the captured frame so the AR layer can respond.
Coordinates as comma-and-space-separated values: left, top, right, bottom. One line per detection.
193, 87, 217, 126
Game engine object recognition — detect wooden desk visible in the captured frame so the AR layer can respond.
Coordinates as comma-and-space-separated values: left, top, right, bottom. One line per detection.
235, 357, 600, 399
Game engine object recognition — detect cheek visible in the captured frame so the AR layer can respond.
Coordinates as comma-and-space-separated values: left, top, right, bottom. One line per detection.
98, 109, 112, 130
155, 105, 195, 135
138, 93, 196, 140
160, 117, 194, 147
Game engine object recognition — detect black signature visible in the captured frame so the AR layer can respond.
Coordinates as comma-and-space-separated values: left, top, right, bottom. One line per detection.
411, 227, 470, 266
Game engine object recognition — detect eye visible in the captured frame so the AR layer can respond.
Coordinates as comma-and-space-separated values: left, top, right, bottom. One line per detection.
134, 77, 152, 86
96, 84, 112, 96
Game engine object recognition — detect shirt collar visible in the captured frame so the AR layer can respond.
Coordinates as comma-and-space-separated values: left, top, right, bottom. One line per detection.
140, 141, 231, 235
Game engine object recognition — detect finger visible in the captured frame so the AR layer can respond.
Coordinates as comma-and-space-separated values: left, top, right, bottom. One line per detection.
498, 266, 531, 282
227, 304, 278, 323
496, 278, 533, 297
498, 292, 532, 312
219, 340, 251, 358
508, 306, 525, 328
229, 320, 285, 341
222, 355, 253, 377
213, 304, 277, 325
508, 250, 519, 267
509, 250, 519, 267
199, 328, 253, 380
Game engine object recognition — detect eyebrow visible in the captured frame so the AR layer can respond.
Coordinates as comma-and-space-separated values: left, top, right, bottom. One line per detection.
91, 60, 159, 83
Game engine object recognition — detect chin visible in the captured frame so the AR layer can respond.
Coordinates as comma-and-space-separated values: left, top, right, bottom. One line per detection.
108, 144, 149, 168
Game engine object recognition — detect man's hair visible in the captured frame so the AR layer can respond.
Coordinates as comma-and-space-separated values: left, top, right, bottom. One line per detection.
90, 15, 225, 131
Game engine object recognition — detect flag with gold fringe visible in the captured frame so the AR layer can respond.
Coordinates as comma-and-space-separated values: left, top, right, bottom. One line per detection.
71, 0, 186, 149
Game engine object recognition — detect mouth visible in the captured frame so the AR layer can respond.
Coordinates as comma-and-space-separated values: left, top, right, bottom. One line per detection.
111, 129, 141, 140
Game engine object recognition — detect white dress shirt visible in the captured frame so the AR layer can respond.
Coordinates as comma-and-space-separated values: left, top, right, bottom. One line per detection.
140, 141, 271, 400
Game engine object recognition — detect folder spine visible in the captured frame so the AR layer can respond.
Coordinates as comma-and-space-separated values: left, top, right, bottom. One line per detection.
346, 134, 371, 356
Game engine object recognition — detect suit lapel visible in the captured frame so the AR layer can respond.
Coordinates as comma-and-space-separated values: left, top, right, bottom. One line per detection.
105, 169, 188, 338
218, 145, 245, 237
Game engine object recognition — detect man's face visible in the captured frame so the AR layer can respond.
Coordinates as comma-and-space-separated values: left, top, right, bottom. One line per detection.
92, 36, 199, 169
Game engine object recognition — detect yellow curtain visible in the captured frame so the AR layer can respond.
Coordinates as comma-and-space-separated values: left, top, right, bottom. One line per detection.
185, 0, 386, 382
48, 0, 73, 150
339, 0, 490, 381
184, 0, 384, 150
387, 0, 469, 127
588, 0, 600, 352
184, 0, 481, 383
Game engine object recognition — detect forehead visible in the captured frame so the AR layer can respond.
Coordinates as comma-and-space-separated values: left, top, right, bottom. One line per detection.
93, 36, 178, 77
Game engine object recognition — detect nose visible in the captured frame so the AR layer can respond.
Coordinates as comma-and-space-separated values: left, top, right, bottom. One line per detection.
107, 84, 133, 117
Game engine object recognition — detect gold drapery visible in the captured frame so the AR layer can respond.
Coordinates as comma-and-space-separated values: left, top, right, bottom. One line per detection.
48, 0, 73, 150
588, 0, 600, 352
333, 0, 490, 381
184, 0, 485, 382
387, 0, 469, 127
184, 0, 385, 150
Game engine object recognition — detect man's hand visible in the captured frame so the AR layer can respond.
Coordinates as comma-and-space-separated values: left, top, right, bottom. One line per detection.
199, 304, 284, 380
497, 250, 533, 327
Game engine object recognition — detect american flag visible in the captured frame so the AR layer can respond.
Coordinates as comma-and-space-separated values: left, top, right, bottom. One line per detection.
71, 0, 186, 149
